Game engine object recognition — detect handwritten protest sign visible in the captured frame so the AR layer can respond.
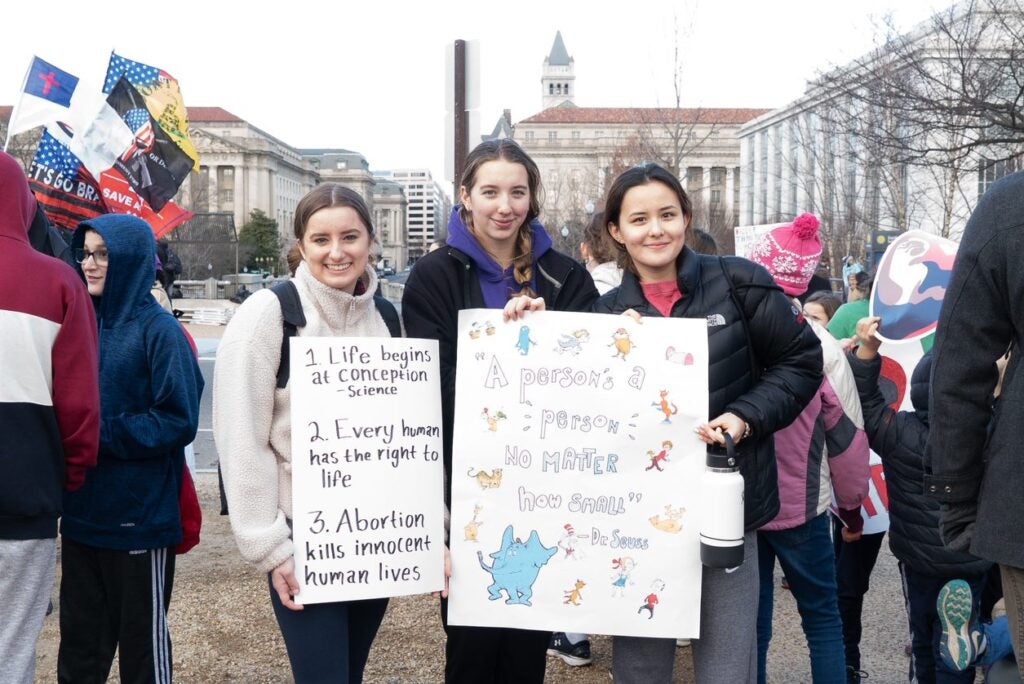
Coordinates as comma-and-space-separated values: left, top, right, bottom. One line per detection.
290, 337, 445, 604
448, 310, 709, 638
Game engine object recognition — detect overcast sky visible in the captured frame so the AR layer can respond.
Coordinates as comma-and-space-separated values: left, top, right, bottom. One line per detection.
3, 0, 944, 194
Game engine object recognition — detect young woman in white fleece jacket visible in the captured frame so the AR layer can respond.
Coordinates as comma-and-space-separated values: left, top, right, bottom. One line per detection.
213, 184, 397, 684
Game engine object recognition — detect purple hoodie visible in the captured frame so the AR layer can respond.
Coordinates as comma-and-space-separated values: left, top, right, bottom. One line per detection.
445, 206, 553, 308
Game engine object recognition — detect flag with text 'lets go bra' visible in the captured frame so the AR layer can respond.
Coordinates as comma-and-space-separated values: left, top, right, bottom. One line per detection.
27, 130, 106, 232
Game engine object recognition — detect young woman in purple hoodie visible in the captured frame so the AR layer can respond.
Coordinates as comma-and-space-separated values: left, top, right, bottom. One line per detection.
402, 139, 598, 683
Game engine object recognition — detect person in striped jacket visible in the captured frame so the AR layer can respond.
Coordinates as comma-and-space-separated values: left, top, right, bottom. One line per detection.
0, 150, 100, 684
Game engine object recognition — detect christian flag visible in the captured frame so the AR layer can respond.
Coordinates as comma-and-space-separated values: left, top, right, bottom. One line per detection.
6, 57, 80, 140
103, 53, 200, 171
106, 76, 193, 212
27, 130, 106, 232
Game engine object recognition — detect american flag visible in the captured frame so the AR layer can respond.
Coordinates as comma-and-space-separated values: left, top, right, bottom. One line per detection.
103, 54, 161, 92
122, 107, 150, 133
35, 130, 81, 176
29, 130, 106, 231
101, 52, 199, 172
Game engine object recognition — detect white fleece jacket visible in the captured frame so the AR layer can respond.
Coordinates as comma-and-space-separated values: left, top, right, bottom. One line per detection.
213, 262, 390, 573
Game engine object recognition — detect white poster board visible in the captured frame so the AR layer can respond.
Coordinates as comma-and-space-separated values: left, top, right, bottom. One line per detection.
448, 310, 709, 638
733, 222, 782, 258
290, 337, 446, 604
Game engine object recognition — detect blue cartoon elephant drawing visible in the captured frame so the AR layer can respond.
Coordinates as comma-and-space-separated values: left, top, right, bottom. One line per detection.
477, 524, 557, 606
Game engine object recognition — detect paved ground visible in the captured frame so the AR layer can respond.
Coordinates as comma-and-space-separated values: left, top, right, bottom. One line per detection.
33, 472, 951, 683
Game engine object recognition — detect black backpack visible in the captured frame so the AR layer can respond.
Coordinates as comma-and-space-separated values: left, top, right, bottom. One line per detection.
218, 280, 402, 515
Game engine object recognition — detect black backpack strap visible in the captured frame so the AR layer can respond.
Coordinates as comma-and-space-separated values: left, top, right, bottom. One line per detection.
272, 281, 307, 389
373, 295, 401, 337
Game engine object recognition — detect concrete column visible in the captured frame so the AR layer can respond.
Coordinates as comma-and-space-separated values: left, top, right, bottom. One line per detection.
725, 166, 736, 216
209, 165, 220, 214
701, 167, 712, 211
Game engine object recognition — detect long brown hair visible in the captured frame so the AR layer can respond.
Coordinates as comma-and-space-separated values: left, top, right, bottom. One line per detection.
603, 163, 692, 274
294, 184, 375, 241
459, 139, 542, 297
582, 211, 617, 264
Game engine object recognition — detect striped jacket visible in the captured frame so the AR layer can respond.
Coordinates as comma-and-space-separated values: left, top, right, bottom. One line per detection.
0, 151, 100, 540
760, 324, 870, 533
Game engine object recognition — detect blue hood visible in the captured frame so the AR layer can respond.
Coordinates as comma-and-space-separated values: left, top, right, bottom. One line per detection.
445, 206, 553, 304
72, 214, 160, 328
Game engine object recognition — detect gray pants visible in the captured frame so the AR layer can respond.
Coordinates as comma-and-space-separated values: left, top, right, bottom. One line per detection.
1000, 563, 1024, 681
613, 531, 759, 683
0, 538, 57, 684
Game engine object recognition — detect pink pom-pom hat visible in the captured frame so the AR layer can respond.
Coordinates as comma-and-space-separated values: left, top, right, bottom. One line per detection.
748, 212, 822, 296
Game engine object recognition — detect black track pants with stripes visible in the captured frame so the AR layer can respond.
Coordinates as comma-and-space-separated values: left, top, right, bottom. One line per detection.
58, 538, 176, 684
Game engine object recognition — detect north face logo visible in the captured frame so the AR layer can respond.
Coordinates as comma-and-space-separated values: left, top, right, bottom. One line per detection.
706, 314, 726, 327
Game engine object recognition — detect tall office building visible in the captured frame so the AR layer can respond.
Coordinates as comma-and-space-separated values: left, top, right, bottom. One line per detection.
373, 169, 450, 261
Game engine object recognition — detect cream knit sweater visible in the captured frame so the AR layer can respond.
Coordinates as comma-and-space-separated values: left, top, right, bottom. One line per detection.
213, 262, 391, 573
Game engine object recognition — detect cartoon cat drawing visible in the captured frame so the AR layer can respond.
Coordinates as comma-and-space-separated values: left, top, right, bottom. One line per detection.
653, 390, 678, 423
467, 467, 503, 490
563, 579, 586, 606
478, 525, 557, 606
649, 505, 687, 533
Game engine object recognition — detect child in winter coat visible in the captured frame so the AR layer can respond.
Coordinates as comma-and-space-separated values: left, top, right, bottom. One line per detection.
848, 316, 992, 683
748, 214, 871, 684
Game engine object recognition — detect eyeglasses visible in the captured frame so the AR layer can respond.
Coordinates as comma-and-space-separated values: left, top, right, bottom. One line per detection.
74, 248, 109, 266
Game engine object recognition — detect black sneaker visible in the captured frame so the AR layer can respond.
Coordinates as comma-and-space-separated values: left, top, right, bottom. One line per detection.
547, 632, 593, 667
846, 665, 868, 682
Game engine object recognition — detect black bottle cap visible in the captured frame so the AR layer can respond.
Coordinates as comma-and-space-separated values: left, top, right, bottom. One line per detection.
706, 431, 738, 469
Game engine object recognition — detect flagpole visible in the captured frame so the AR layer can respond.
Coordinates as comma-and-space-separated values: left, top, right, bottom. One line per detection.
3, 57, 34, 153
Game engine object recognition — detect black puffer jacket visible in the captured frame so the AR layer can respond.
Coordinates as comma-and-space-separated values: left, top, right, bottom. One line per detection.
594, 249, 823, 530
850, 351, 990, 576
402, 245, 599, 500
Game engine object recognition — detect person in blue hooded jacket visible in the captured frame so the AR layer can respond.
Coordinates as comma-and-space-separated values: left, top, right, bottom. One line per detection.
58, 213, 203, 684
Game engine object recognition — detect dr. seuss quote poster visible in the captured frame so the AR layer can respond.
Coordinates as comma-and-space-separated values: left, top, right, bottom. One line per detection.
448, 310, 709, 638
290, 337, 446, 604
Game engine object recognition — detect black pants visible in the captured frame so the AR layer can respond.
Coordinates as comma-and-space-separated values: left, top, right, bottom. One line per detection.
440, 597, 549, 683
833, 520, 885, 671
901, 563, 986, 683
58, 538, 175, 684
268, 575, 388, 684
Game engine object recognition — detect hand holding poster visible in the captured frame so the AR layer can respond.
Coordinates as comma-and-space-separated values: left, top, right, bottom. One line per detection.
448, 310, 709, 639
289, 337, 445, 604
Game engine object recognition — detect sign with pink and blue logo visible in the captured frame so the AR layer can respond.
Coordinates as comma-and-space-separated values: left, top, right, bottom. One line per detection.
870, 230, 959, 343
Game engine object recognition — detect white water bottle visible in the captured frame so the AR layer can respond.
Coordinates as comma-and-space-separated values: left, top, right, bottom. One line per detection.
699, 432, 745, 568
